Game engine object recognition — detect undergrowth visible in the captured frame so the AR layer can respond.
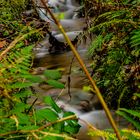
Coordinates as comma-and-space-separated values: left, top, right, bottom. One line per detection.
86, 0, 140, 110
82, 0, 140, 139
0, 0, 30, 20
0, 1, 80, 139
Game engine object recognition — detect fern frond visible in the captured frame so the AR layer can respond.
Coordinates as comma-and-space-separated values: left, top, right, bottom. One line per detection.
116, 109, 140, 130
122, 129, 140, 138
89, 19, 136, 32
89, 128, 140, 140
118, 108, 140, 119
0, 45, 33, 92
88, 129, 117, 140
130, 29, 140, 47
96, 10, 131, 22
87, 33, 113, 57
87, 35, 103, 56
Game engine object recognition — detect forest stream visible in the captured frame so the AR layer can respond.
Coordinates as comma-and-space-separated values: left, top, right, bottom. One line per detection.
30, 0, 128, 139
1, 0, 140, 140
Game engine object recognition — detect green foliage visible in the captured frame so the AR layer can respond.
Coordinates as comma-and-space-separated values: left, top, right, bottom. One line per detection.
47, 79, 65, 89
0, 71, 78, 138
0, 29, 41, 93
0, 95, 79, 139
1, 0, 139, 139
44, 69, 62, 80
0, 45, 79, 140
88, 128, 140, 140
0, 18, 79, 140
116, 108, 140, 130
0, 0, 29, 20
44, 96, 61, 113
36, 108, 59, 122
130, 29, 140, 57
85, 1, 140, 138
0, 46, 33, 89
88, 33, 113, 56
41, 69, 65, 89
87, 0, 140, 110
63, 112, 80, 134
134, 93, 140, 98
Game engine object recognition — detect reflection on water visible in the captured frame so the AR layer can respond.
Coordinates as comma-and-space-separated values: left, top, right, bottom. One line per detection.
34, 49, 89, 69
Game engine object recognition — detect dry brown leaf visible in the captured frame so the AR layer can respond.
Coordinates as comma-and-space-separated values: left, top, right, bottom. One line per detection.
0, 40, 7, 48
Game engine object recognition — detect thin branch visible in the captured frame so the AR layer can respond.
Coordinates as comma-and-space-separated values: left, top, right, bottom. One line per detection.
0, 131, 20, 137
38, 115, 77, 131
39, 131, 77, 140
31, 132, 39, 140
0, 115, 77, 137
40, 0, 122, 139
26, 98, 38, 114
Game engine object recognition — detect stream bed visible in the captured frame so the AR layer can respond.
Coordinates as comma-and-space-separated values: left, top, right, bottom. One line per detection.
31, 0, 128, 139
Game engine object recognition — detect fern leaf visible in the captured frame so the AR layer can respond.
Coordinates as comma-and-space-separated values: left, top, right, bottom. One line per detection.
44, 69, 62, 80
47, 79, 65, 89
21, 75, 43, 83
122, 129, 140, 139
88, 35, 103, 56
0, 45, 33, 90
8, 82, 33, 89
96, 10, 130, 21
130, 30, 140, 47
89, 19, 135, 32
119, 108, 140, 119
15, 90, 32, 98
88, 129, 117, 140
116, 109, 140, 130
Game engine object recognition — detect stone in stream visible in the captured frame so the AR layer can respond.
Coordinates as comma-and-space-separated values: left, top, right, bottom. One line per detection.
47, 30, 80, 53
33, 31, 83, 57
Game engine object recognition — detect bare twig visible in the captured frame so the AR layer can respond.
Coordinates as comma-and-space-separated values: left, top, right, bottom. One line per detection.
67, 56, 75, 100
31, 132, 39, 140
26, 98, 38, 114
40, 0, 122, 139
39, 131, 77, 140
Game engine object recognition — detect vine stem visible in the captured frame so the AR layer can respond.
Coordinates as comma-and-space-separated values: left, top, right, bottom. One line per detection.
40, 0, 122, 139
0, 115, 77, 139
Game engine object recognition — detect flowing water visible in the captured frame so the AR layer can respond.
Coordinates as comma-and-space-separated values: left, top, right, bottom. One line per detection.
32, 0, 128, 139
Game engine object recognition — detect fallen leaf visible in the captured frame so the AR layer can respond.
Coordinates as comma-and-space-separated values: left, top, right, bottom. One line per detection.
0, 40, 7, 48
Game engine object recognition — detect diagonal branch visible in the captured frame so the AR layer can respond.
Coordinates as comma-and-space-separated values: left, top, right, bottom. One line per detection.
40, 0, 122, 140
0, 115, 77, 137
